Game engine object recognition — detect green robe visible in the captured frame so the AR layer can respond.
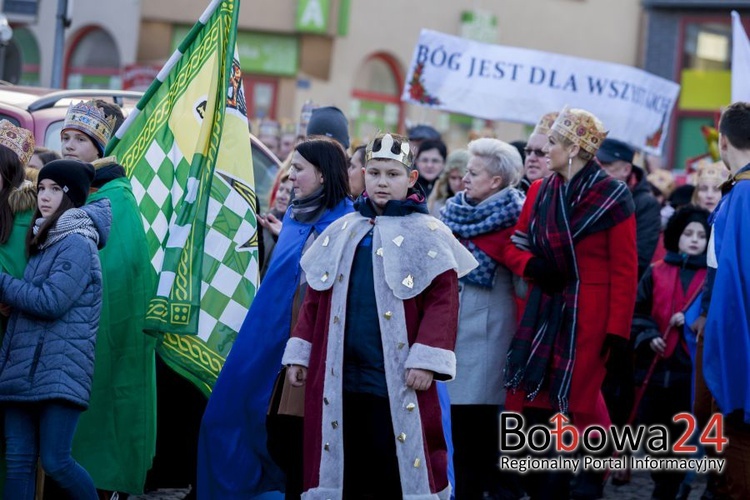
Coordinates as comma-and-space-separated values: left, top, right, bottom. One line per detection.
72, 176, 157, 494
0, 210, 30, 279
0, 209, 30, 340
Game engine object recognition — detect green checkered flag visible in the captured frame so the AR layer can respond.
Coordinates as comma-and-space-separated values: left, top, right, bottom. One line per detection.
105, 0, 258, 395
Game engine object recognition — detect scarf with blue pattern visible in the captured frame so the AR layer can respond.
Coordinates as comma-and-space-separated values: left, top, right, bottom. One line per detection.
440, 188, 524, 287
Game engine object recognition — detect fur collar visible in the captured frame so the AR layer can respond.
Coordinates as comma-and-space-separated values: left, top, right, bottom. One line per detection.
8, 180, 36, 214
301, 212, 477, 299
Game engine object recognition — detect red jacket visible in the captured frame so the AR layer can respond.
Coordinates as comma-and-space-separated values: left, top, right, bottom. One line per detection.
503, 180, 638, 414
649, 260, 706, 358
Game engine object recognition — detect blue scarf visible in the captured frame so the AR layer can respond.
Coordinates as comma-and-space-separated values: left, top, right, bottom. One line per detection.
440, 188, 524, 287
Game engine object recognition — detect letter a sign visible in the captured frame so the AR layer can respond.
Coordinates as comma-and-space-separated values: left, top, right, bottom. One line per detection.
296, 0, 331, 34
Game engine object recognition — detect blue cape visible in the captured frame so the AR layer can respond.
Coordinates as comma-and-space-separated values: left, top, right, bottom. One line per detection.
704, 176, 750, 424
198, 198, 353, 499
683, 291, 702, 408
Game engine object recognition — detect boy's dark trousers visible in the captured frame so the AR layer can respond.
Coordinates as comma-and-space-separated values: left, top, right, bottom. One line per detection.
451, 404, 503, 499
342, 391, 401, 499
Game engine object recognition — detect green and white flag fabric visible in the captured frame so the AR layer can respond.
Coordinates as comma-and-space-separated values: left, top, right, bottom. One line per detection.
105, 0, 258, 396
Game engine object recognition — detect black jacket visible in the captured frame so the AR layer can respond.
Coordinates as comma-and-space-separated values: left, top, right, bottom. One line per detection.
631, 167, 661, 278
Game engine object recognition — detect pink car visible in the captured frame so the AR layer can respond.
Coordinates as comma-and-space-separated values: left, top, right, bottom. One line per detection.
0, 85, 280, 208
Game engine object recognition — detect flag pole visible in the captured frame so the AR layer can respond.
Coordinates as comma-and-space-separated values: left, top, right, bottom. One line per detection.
109, 0, 224, 148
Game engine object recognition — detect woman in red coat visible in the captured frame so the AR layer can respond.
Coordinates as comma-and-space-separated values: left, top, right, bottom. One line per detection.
503, 107, 638, 499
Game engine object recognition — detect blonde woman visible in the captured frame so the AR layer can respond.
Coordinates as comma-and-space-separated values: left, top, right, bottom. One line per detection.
691, 160, 730, 213
505, 108, 638, 499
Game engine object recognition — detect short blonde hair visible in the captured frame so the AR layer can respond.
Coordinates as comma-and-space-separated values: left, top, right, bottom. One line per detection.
467, 138, 523, 188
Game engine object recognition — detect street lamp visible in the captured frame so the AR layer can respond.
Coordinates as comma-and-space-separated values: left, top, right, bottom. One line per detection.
0, 14, 14, 82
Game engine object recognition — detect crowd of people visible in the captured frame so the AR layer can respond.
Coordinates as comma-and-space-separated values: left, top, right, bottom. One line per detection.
0, 93, 746, 500
231, 103, 750, 500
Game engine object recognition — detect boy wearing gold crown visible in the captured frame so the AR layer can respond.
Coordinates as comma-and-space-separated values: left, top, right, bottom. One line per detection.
282, 133, 476, 499
57, 100, 157, 497
61, 100, 116, 162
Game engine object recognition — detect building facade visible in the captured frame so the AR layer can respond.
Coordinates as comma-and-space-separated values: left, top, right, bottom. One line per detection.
5, 0, 645, 149
7, 0, 140, 89
643, 0, 750, 169
140, 0, 644, 148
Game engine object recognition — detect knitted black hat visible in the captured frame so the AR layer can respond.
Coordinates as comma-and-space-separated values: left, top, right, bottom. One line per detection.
307, 106, 350, 149
664, 205, 710, 254
668, 184, 695, 209
407, 124, 441, 142
38, 159, 95, 208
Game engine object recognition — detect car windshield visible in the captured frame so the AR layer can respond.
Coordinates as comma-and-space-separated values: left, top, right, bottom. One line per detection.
45, 120, 64, 151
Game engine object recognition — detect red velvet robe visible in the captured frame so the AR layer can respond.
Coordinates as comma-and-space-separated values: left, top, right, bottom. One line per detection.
282, 211, 477, 499
291, 273, 457, 497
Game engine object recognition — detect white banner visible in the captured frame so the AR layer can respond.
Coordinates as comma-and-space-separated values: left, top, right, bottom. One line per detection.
402, 30, 681, 156
732, 11, 750, 103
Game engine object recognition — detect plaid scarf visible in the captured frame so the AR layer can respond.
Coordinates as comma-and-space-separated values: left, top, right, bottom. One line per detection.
441, 188, 524, 287
505, 162, 634, 413
34, 208, 99, 250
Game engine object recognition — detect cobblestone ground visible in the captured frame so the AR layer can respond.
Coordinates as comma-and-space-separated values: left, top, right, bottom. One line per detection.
132, 470, 709, 499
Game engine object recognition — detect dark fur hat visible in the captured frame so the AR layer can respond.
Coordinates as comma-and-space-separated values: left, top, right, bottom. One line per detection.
663, 205, 710, 254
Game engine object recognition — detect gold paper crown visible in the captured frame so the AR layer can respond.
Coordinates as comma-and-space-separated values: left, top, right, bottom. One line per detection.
695, 160, 730, 184
366, 133, 413, 168
533, 112, 559, 136
0, 120, 34, 165
550, 107, 607, 155
646, 169, 676, 198
63, 100, 116, 153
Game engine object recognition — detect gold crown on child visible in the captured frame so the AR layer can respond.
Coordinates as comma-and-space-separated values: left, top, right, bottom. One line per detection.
64, 100, 116, 150
365, 133, 413, 168
0, 119, 34, 165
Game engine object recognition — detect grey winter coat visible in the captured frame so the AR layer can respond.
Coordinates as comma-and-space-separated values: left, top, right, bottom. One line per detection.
447, 264, 517, 405
0, 200, 111, 409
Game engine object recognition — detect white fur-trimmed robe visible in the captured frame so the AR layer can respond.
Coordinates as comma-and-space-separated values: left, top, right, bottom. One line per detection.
282, 212, 477, 499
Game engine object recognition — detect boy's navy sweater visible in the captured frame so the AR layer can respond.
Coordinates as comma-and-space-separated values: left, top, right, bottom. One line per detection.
343, 195, 428, 397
